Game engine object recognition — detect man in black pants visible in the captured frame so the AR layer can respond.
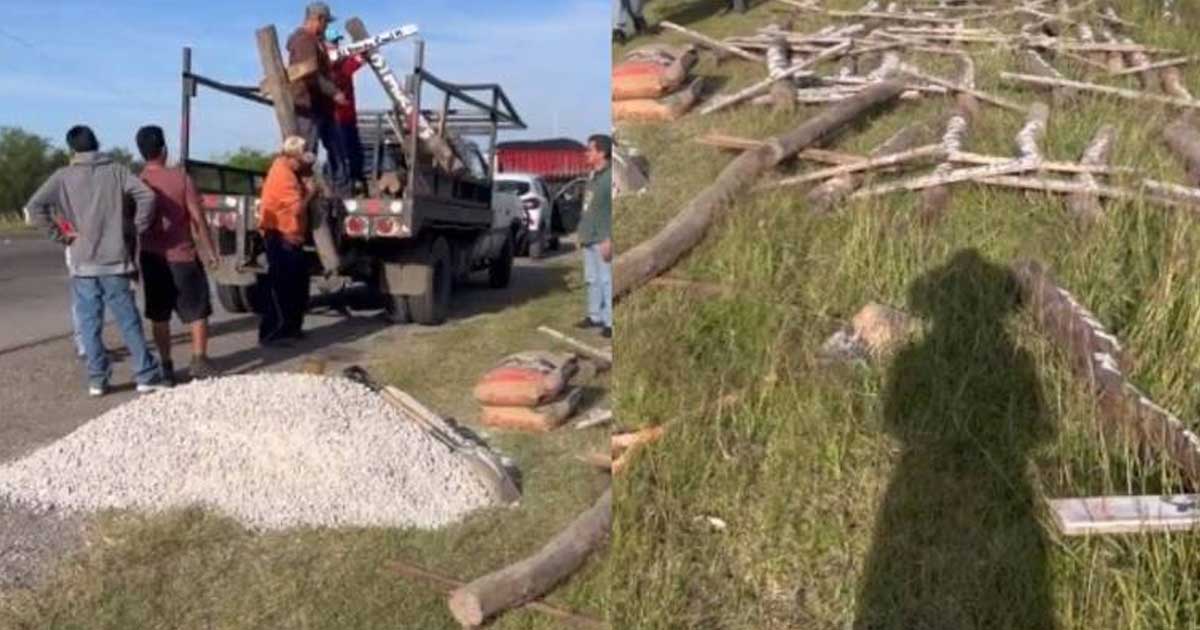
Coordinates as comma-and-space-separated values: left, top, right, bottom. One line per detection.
258, 136, 318, 346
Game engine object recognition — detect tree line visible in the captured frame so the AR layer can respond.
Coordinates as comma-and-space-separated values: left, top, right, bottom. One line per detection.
0, 126, 272, 220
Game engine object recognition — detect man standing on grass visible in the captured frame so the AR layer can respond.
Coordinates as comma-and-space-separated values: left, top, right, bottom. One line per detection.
135, 125, 221, 384
288, 1, 352, 198
257, 136, 318, 346
23, 125, 166, 397
576, 134, 613, 339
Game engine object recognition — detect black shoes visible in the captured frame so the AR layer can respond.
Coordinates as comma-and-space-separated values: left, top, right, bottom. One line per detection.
575, 318, 602, 330
602, 327, 612, 339
160, 360, 177, 387
189, 355, 219, 380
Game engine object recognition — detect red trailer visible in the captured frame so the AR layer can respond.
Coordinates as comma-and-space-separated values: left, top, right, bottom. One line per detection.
496, 138, 590, 181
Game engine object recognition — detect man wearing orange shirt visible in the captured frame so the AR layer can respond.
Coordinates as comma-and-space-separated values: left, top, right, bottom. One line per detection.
258, 136, 318, 346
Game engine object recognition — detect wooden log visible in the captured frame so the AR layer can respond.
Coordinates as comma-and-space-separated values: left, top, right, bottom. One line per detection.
1067, 124, 1115, 222
1016, 102, 1050, 161
1049, 495, 1200, 536
537, 326, 613, 366
1014, 260, 1200, 488
770, 143, 944, 189
1121, 37, 1162, 93
448, 488, 611, 627
255, 26, 300, 138
766, 32, 795, 112
805, 126, 929, 213
1000, 72, 1200, 111
659, 21, 763, 63
812, 8, 961, 24
1097, 26, 1126, 74
695, 133, 766, 152
975, 175, 1195, 210
919, 113, 971, 224
949, 151, 1131, 175
1143, 178, 1200, 204
389, 561, 607, 629
900, 64, 1029, 113
1160, 65, 1194, 101
1074, 22, 1109, 68
613, 81, 905, 298
1163, 115, 1200, 187
701, 41, 849, 115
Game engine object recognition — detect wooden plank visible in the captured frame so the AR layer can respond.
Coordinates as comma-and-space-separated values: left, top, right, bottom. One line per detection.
660, 20, 764, 63
700, 41, 849, 115
1050, 495, 1200, 536
538, 326, 613, 366
768, 143, 944, 188
902, 65, 1030, 113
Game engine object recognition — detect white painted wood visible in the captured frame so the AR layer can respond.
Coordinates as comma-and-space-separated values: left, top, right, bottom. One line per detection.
1050, 495, 1200, 536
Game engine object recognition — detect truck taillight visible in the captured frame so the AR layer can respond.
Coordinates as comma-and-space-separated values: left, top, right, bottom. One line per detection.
522, 198, 541, 210
374, 217, 398, 236
345, 216, 369, 236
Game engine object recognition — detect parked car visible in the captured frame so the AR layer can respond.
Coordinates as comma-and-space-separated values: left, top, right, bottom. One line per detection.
495, 173, 558, 258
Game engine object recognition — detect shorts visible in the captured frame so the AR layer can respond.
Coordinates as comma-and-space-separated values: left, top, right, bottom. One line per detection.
140, 252, 213, 324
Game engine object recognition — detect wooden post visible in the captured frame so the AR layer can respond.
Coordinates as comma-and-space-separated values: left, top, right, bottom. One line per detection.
806, 125, 927, 213
255, 25, 299, 138
659, 20, 763, 63
448, 488, 612, 627
1001, 72, 1200, 111
614, 81, 905, 298
1067, 125, 1115, 222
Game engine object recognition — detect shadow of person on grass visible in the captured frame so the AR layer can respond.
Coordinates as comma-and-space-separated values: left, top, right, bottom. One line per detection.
855, 249, 1055, 630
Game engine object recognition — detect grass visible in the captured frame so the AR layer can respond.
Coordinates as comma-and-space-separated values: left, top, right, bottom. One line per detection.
0, 253, 612, 630
612, 1, 1200, 628
0, 212, 33, 235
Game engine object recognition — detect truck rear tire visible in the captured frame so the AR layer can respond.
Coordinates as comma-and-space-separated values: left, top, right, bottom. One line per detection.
216, 280, 262, 315
408, 236, 452, 325
216, 284, 248, 314
489, 235, 514, 289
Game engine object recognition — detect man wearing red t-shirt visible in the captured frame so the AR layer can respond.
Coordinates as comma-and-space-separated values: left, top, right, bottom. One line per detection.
327, 33, 365, 193
135, 125, 220, 383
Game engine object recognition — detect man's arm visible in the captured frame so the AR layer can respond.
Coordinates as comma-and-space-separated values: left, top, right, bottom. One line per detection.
23, 172, 68, 242
184, 174, 219, 265
123, 168, 157, 234
291, 33, 344, 102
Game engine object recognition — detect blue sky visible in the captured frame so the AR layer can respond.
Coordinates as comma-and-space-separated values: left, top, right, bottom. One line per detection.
0, 0, 610, 161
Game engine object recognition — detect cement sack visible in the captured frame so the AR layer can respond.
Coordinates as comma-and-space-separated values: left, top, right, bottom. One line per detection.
473, 351, 579, 407
480, 387, 583, 433
613, 45, 698, 100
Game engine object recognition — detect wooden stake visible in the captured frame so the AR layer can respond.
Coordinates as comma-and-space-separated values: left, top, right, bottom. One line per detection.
700, 41, 850, 115
769, 144, 944, 188
1111, 56, 1195, 78
537, 326, 613, 366
614, 81, 905, 298
852, 158, 1039, 199
806, 125, 929, 213
660, 21, 764, 63
448, 489, 612, 627
255, 26, 300, 138
1016, 102, 1050, 161
902, 65, 1029, 113
1001, 72, 1200, 110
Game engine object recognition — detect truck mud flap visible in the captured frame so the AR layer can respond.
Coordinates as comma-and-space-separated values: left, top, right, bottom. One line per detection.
382, 261, 431, 296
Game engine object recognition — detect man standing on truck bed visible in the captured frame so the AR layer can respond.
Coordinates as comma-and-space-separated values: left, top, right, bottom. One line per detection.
23, 125, 167, 396
258, 136, 319, 346
576, 134, 614, 339
287, 1, 352, 198
326, 31, 366, 195
134, 125, 221, 384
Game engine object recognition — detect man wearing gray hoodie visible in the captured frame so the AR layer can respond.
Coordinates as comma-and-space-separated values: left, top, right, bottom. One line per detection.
24, 125, 166, 397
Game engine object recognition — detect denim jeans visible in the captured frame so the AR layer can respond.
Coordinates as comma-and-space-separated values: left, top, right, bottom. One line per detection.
72, 274, 160, 387
298, 113, 352, 198
259, 233, 311, 342
582, 243, 613, 328
66, 248, 85, 356
613, 0, 645, 36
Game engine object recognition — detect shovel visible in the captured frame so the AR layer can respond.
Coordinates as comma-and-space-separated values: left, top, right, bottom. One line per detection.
342, 365, 521, 505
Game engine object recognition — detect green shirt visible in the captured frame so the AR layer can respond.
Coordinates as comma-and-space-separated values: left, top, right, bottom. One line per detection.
577, 164, 612, 245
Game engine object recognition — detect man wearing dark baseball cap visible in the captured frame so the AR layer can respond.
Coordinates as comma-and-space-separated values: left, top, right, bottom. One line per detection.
287, 2, 352, 198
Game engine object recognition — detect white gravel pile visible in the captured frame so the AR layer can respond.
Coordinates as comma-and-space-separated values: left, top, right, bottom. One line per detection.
0, 374, 495, 530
